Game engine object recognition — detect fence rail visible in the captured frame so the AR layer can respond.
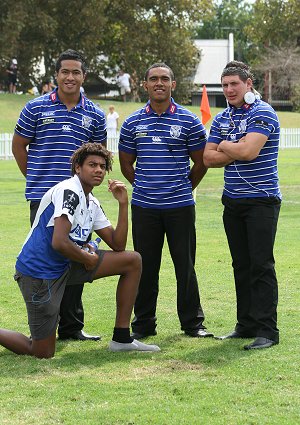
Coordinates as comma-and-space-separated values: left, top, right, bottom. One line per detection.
1, 129, 300, 159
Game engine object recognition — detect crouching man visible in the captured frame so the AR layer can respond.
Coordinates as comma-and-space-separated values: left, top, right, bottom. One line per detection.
0, 143, 160, 358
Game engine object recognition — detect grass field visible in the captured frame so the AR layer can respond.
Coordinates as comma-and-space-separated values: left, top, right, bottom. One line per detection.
0, 93, 300, 134
0, 147, 299, 424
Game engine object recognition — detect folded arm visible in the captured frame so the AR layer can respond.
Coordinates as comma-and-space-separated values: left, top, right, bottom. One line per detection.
217, 132, 268, 161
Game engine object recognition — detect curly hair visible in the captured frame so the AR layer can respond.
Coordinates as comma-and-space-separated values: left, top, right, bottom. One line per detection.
70, 143, 113, 175
221, 60, 255, 83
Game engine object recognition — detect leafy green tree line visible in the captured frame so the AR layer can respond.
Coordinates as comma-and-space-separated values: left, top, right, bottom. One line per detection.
1, 0, 299, 107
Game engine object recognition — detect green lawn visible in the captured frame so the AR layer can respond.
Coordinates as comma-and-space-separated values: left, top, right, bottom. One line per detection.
0, 93, 299, 133
0, 150, 299, 424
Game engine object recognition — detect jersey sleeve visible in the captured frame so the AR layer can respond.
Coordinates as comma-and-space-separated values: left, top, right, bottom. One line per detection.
119, 118, 137, 154
92, 204, 111, 231
91, 109, 107, 144
14, 101, 37, 140
52, 187, 80, 224
187, 115, 207, 151
246, 105, 277, 137
207, 114, 223, 145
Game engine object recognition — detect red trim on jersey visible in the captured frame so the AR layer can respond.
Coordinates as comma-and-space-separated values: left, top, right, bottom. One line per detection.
50, 92, 57, 102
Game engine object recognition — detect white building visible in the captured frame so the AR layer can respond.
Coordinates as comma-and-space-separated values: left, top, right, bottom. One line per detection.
192, 33, 234, 107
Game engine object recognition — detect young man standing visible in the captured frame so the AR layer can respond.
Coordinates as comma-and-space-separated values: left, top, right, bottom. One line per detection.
204, 61, 281, 350
119, 63, 213, 340
12, 50, 106, 341
0, 143, 160, 358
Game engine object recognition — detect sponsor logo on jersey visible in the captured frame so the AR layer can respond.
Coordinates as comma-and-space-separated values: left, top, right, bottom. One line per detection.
136, 125, 149, 131
170, 125, 182, 138
255, 120, 269, 128
41, 111, 55, 117
42, 118, 55, 125
62, 190, 79, 216
136, 132, 147, 138
220, 127, 229, 137
62, 124, 72, 132
70, 224, 90, 239
82, 115, 92, 129
152, 136, 162, 143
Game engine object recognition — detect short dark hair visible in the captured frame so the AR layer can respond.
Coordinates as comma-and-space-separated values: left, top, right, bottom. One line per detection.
144, 63, 175, 81
71, 143, 113, 175
55, 49, 87, 74
221, 60, 255, 83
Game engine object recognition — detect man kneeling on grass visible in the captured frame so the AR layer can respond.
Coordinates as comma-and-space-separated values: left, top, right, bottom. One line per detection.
0, 143, 160, 358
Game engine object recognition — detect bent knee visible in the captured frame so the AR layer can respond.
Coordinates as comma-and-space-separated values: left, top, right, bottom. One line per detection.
128, 251, 142, 270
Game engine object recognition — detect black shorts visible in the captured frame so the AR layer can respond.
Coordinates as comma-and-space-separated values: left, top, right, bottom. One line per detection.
8, 74, 17, 84
14, 250, 105, 340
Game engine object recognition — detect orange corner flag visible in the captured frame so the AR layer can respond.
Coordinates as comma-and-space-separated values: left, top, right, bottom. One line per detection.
200, 85, 211, 125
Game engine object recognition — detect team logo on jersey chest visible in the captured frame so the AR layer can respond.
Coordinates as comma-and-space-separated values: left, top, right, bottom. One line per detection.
239, 119, 247, 133
170, 125, 182, 138
82, 115, 92, 129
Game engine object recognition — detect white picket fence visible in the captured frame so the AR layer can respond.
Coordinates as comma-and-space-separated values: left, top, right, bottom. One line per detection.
1, 129, 300, 159
0, 133, 120, 160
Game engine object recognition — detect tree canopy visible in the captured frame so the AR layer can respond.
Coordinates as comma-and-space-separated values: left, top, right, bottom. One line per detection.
0, 0, 212, 102
1, 0, 299, 107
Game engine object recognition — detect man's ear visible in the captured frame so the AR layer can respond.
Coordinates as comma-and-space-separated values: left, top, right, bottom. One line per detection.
74, 163, 81, 175
143, 81, 148, 92
246, 78, 252, 91
171, 81, 176, 92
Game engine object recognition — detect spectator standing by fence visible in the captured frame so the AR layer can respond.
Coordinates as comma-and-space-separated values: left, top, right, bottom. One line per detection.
106, 104, 119, 145
117, 70, 131, 102
6, 58, 18, 94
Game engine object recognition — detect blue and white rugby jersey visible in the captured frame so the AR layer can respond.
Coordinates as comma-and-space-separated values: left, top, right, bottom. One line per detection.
15, 88, 107, 201
119, 99, 207, 209
208, 99, 281, 199
16, 175, 111, 280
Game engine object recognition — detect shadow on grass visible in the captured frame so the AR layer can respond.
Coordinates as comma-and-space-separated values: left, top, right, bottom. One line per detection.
160, 332, 256, 367
0, 332, 273, 378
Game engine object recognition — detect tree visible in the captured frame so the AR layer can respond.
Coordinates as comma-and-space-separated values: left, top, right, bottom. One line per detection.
194, 0, 253, 63
245, 0, 300, 108
0, 0, 108, 90
101, 0, 213, 102
0, 0, 213, 102
253, 45, 300, 109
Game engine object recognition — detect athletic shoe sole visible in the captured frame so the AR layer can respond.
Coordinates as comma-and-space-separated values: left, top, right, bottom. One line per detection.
108, 339, 161, 352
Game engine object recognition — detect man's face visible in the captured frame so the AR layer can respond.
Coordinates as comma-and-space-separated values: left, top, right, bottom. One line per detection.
75, 155, 106, 191
143, 67, 176, 103
221, 75, 252, 107
56, 60, 85, 97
